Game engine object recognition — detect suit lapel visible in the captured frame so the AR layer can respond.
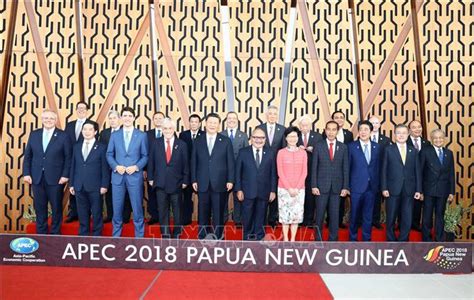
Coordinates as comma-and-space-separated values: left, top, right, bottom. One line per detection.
84, 141, 99, 162
356, 143, 369, 166
44, 128, 58, 154
394, 145, 404, 166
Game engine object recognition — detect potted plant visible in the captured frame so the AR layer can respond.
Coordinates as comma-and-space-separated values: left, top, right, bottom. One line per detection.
444, 203, 472, 241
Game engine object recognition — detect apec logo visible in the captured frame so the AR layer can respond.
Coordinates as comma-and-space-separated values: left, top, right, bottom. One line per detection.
10, 237, 39, 254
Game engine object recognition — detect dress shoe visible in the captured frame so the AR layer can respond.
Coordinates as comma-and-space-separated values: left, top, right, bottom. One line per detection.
103, 217, 112, 224
339, 224, 347, 229
372, 223, 382, 229
147, 218, 159, 225
411, 225, 422, 232
123, 219, 130, 224
64, 216, 78, 223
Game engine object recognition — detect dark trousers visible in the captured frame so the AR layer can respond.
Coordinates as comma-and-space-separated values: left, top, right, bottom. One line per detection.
197, 190, 227, 239
182, 185, 194, 225
339, 196, 346, 225
266, 197, 279, 226
156, 189, 182, 239
315, 192, 340, 241
147, 183, 159, 220
302, 188, 316, 225
104, 188, 132, 221
32, 177, 64, 234
386, 191, 413, 242
241, 197, 268, 240
350, 189, 375, 241
422, 195, 447, 242
76, 190, 103, 236
224, 191, 242, 223
372, 192, 383, 226
413, 199, 424, 228
67, 194, 78, 218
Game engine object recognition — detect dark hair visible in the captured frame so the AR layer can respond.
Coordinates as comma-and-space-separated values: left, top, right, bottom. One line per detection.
395, 123, 409, 132
76, 101, 89, 110
82, 120, 98, 132
121, 107, 136, 117
331, 111, 345, 119
226, 111, 238, 119
206, 112, 221, 123
154, 111, 166, 118
325, 120, 340, 130
358, 120, 373, 131
284, 126, 301, 138
189, 114, 201, 122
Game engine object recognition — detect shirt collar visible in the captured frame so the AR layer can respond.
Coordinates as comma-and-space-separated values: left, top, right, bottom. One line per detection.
360, 140, 371, 148
43, 127, 55, 134
165, 136, 175, 144
326, 139, 336, 147
84, 138, 96, 145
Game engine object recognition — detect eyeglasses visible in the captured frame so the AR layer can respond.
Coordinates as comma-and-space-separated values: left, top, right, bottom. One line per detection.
251, 136, 266, 140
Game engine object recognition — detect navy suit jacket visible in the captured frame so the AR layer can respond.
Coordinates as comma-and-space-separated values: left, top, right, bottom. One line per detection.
65, 119, 98, 144
23, 128, 72, 185
348, 141, 380, 193
257, 123, 286, 152
191, 133, 235, 193
381, 143, 422, 196
420, 146, 455, 198
106, 128, 148, 186
148, 137, 189, 194
311, 140, 349, 194
234, 146, 277, 200
69, 141, 110, 192
179, 129, 204, 161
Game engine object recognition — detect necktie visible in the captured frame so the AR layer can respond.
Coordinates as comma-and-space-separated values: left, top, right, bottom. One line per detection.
83, 141, 90, 160
400, 145, 406, 165
372, 135, 377, 143
329, 142, 334, 161
192, 133, 196, 140
255, 149, 261, 168
166, 140, 172, 164
156, 130, 161, 139
42, 130, 50, 152
125, 131, 131, 152
230, 129, 234, 142
363, 143, 370, 164
438, 148, 443, 164
268, 126, 274, 146
208, 137, 214, 155
414, 138, 420, 151
303, 134, 308, 148
75, 120, 83, 140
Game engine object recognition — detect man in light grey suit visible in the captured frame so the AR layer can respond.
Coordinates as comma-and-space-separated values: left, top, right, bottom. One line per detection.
311, 120, 349, 241
221, 111, 249, 225
106, 107, 148, 238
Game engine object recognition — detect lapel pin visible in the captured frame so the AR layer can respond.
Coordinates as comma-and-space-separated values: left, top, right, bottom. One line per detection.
219, 138, 222, 141
93, 145, 98, 150
174, 145, 178, 150
409, 149, 412, 152
53, 133, 57, 137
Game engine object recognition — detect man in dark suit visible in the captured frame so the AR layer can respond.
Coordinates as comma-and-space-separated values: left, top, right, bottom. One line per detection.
420, 129, 455, 242
381, 124, 422, 242
64, 101, 98, 223
106, 107, 148, 238
235, 128, 277, 240
69, 121, 110, 236
311, 121, 349, 241
145, 111, 166, 225
23, 109, 72, 234
98, 110, 132, 224
348, 121, 380, 241
220, 111, 249, 225
148, 118, 189, 239
407, 120, 431, 232
369, 116, 392, 229
191, 113, 234, 240
297, 115, 322, 226
178, 114, 204, 225
257, 105, 286, 227
323, 111, 353, 228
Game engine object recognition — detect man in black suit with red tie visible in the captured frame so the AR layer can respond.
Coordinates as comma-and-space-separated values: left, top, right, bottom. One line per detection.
148, 118, 189, 239
420, 129, 455, 241
368, 116, 392, 229
23, 110, 72, 234
407, 120, 431, 232
64, 101, 98, 223
179, 114, 204, 225
145, 111, 166, 225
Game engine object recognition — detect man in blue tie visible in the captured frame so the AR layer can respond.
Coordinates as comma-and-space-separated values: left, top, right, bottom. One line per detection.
23, 109, 72, 234
348, 121, 380, 241
106, 107, 148, 237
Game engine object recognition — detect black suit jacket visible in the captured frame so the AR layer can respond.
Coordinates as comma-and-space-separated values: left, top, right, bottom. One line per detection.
407, 136, 430, 152
65, 119, 98, 144
148, 137, 189, 194
297, 130, 323, 186
420, 146, 455, 198
311, 140, 349, 194
381, 144, 422, 196
257, 123, 286, 152
179, 130, 204, 163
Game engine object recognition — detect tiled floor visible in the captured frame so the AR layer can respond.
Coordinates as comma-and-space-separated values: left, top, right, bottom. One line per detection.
321, 273, 474, 299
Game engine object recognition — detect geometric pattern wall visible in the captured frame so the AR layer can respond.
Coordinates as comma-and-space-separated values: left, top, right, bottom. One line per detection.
0, 0, 472, 240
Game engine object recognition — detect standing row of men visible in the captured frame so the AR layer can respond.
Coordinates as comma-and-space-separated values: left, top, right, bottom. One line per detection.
23, 102, 455, 242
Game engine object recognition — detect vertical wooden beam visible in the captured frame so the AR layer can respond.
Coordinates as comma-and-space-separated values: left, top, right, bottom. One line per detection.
347, 0, 363, 123
149, 0, 161, 112
410, 0, 427, 137
74, 0, 86, 104
0, 0, 19, 137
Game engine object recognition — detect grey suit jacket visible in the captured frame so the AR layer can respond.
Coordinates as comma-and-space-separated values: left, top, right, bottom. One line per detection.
221, 128, 249, 160
311, 140, 349, 194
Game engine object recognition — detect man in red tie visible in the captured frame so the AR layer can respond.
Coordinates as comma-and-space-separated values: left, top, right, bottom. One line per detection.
148, 118, 189, 239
